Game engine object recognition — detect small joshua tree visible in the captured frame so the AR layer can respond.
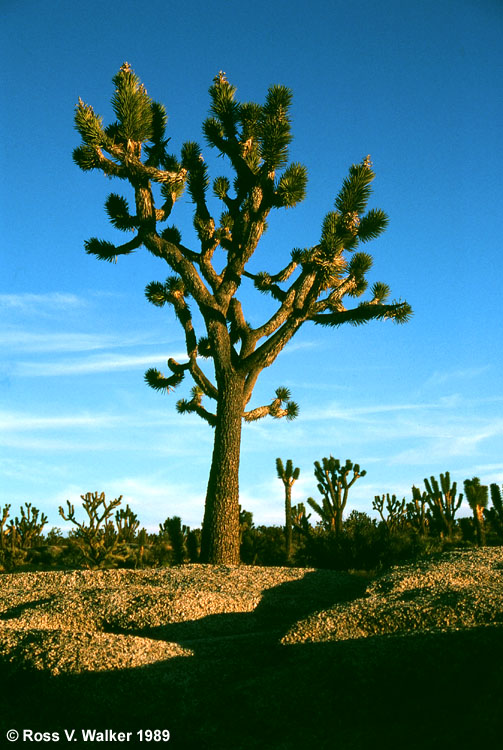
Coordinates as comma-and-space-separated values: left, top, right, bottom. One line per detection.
307, 457, 366, 536
115, 505, 140, 543
372, 493, 407, 534
0, 505, 10, 550
423, 472, 462, 540
276, 458, 300, 561
73, 64, 412, 564
407, 486, 429, 536
13, 503, 48, 549
159, 516, 189, 564
291, 502, 311, 538
486, 484, 503, 541
59, 491, 123, 567
464, 477, 488, 547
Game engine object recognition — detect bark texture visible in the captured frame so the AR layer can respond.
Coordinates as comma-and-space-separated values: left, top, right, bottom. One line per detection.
200, 375, 245, 564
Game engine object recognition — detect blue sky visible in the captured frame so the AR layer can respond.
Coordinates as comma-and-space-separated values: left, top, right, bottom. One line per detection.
1, 0, 502, 532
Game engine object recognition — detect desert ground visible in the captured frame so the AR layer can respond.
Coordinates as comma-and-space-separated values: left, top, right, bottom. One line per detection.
1, 548, 502, 748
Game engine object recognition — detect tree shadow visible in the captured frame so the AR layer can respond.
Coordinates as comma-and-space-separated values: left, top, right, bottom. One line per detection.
101, 568, 368, 649
0, 596, 55, 620
1, 569, 502, 749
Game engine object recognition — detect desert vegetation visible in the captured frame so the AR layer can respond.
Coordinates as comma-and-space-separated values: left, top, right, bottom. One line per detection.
2, 461, 502, 573
2, 461, 503, 748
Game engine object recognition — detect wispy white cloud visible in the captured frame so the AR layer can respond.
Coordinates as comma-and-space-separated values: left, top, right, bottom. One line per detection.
470, 463, 503, 476
0, 330, 160, 353
304, 394, 503, 423
0, 410, 122, 432
0, 407, 213, 457
277, 340, 320, 356
424, 365, 492, 388
0, 292, 85, 314
16, 351, 187, 376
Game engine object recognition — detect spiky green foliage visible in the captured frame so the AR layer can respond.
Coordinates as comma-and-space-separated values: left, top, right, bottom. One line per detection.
464, 477, 488, 547
407, 486, 429, 536
486, 484, 503, 540
276, 458, 301, 561
159, 516, 188, 564
85, 236, 140, 263
275, 163, 308, 207
115, 505, 140, 544
160, 225, 182, 244
105, 194, 136, 231
334, 157, 374, 215
276, 458, 301, 483
243, 386, 299, 422
291, 502, 311, 537
0, 504, 10, 550
308, 457, 366, 536
13, 503, 48, 549
372, 494, 407, 533
423, 472, 463, 540
59, 492, 123, 568
144, 101, 169, 168
144, 366, 184, 392
74, 100, 106, 146
111, 63, 154, 143
357, 208, 389, 242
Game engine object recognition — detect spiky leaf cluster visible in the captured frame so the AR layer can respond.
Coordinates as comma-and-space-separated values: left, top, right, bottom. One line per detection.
145, 276, 186, 307
144, 367, 184, 392
111, 63, 154, 143
276, 458, 300, 482
105, 193, 136, 231
202, 72, 307, 210
464, 477, 488, 510
85, 238, 121, 263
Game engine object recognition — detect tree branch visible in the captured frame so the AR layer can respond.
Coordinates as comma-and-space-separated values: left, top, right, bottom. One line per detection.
312, 300, 413, 327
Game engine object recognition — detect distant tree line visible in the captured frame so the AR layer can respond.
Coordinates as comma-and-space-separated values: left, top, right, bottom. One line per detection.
1, 462, 503, 572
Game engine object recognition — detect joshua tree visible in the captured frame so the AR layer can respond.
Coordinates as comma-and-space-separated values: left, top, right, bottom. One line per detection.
486, 484, 503, 540
423, 472, 462, 540
407, 486, 429, 536
308, 457, 366, 536
59, 491, 123, 567
73, 64, 412, 564
372, 493, 407, 534
115, 505, 140, 543
0, 505, 10, 550
464, 477, 488, 547
276, 458, 300, 561
13, 503, 48, 549
159, 516, 188, 564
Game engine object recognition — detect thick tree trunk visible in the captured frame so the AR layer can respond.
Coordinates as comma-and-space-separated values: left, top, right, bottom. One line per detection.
200, 374, 245, 564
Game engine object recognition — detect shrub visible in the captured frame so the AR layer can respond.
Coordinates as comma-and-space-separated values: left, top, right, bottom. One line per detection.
58, 491, 123, 568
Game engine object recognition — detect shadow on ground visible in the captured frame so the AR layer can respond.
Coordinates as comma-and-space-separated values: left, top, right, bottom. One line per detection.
1, 570, 502, 749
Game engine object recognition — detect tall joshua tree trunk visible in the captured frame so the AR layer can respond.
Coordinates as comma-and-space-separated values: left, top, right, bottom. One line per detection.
276, 458, 300, 562
201, 374, 245, 564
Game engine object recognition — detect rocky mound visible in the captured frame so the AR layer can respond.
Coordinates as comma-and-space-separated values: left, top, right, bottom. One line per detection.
282, 546, 503, 644
1, 548, 502, 676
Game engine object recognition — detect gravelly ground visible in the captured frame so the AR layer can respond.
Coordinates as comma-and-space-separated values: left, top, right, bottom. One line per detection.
0, 565, 311, 673
282, 546, 503, 644
1, 547, 502, 676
